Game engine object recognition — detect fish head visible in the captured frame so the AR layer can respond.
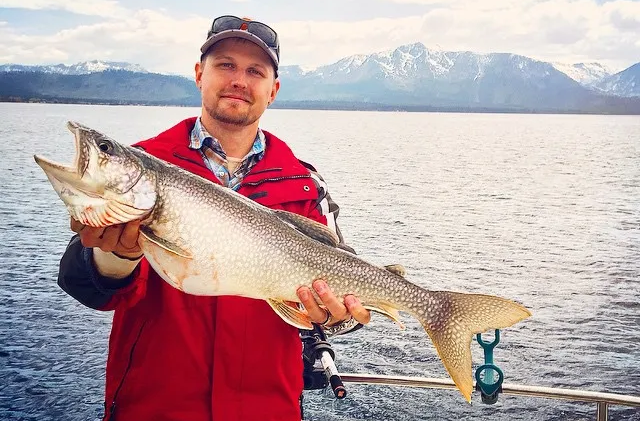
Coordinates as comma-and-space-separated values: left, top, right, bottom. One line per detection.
34, 121, 157, 227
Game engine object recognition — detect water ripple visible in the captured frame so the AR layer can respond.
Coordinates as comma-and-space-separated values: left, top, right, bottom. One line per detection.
1, 104, 639, 420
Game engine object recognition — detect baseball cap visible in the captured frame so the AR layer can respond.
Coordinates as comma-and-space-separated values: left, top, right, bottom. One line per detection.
200, 15, 280, 73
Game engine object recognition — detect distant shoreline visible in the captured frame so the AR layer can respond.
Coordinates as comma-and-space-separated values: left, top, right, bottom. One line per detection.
2, 97, 637, 116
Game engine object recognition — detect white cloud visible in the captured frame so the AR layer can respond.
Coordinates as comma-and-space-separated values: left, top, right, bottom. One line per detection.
0, 0, 128, 17
278, 0, 640, 71
0, 0, 638, 74
0, 8, 208, 75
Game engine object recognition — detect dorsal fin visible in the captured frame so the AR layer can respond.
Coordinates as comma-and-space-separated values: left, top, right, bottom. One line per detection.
384, 264, 406, 277
273, 209, 340, 247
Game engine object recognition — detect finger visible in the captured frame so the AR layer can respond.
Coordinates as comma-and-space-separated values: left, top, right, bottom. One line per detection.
296, 286, 329, 324
70, 218, 86, 233
344, 295, 371, 325
118, 220, 141, 251
313, 280, 349, 322
99, 225, 125, 252
79, 226, 105, 248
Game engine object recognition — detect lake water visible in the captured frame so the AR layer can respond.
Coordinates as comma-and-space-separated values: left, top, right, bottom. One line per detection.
0, 102, 638, 420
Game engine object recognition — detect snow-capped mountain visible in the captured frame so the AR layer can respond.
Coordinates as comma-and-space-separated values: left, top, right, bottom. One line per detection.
595, 63, 640, 97
2, 45, 639, 111
284, 43, 621, 89
551, 62, 613, 86
277, 42, 595, 109
0, 60, 148, 75
278, 65, 316, 80
278, 42, 640, 106
311, 42, 571, 85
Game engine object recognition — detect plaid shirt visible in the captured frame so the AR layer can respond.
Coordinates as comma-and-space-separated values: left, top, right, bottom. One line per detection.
189, 117, 266, 190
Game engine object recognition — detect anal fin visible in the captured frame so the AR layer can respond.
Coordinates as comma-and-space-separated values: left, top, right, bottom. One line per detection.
267, 298, 313, 329
364, 303, 405, 329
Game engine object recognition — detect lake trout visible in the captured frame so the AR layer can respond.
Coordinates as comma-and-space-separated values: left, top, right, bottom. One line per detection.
34, 121, 531, 402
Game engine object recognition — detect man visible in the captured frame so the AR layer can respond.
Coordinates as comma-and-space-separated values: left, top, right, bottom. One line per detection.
57, 15, 370, 421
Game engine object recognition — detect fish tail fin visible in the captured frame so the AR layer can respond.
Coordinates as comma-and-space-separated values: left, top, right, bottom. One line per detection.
409, 290, 531, 402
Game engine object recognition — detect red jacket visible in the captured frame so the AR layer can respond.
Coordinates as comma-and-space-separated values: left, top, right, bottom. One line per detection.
99, 118, 329, 421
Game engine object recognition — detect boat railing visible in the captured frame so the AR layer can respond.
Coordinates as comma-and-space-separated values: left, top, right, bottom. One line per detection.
339, 373, 640, 421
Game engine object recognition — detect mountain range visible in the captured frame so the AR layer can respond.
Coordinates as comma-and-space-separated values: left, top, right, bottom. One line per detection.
0, 60, 148, 75
1, 45, 639, 114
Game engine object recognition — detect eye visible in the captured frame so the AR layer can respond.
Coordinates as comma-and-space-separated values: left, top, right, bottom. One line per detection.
98, 140, 114, 154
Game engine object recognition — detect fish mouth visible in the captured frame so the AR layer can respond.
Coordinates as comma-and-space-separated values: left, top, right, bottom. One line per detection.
34, 121, 88, 189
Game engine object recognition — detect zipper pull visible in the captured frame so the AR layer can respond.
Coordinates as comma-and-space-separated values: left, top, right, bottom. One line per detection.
107, 401, 116, 420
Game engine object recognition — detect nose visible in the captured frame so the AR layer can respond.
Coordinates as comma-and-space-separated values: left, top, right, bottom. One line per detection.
230, 71, 248, 90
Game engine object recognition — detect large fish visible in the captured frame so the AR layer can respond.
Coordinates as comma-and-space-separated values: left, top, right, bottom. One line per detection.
34, 121, 531, 402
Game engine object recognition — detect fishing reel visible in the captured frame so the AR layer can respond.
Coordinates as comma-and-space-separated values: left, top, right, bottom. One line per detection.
300, 324, 347, 399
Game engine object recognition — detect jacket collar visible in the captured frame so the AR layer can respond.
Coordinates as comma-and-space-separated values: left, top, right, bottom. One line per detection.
156, 117, 310, 183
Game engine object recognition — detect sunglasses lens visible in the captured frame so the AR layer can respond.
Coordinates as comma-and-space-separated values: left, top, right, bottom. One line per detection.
247, 23, 277, 48
212, 16, 242, 33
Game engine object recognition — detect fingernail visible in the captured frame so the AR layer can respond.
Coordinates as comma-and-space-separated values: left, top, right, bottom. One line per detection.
344, 296, 357, 307
313, 280, 327, 294
298, 288, 309, 300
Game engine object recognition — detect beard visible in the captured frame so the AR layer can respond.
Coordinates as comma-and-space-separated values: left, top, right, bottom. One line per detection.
205, 101, 259, 127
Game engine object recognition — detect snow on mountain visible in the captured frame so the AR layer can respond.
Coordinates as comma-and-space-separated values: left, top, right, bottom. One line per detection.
279, 65, 318, 80
2, 46, 637, 103
301, 43, 565, 88
280, 43, 630, 99
275, 42, 603, 110
0, 60, 148, 75
595, 63, 640, 97
308, 42, 465, 87
71, 60, 148, 74
551, 62, 613, 86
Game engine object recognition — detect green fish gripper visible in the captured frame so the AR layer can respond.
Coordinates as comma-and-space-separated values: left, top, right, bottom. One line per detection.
475, 329, 504, 404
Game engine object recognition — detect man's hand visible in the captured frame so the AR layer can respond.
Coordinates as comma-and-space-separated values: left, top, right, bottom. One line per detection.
296, 280, 371, 327
70, 218, 143, 259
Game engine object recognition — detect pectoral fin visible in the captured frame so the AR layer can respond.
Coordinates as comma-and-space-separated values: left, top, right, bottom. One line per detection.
139, 226, 193, 259
273, 209, 340, 247
267, 298, 314, 329
364, 303, 405, 329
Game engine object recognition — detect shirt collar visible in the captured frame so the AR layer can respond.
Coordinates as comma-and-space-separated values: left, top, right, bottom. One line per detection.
189, 117, 266, 161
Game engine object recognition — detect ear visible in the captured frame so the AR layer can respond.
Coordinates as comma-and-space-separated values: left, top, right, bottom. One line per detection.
269, 78, 280, 104
194, 61, 203, 90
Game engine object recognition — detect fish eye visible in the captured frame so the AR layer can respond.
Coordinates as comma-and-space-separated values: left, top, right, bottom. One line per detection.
98, 140, 114, 154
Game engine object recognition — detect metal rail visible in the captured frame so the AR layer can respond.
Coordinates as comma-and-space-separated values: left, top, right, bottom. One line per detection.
339, 373, 640, 420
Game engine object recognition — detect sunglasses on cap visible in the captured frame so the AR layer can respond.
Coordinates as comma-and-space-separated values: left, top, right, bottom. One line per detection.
208, 15, 280, 61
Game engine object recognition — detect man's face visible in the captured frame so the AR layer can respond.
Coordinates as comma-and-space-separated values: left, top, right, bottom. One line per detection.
195, 38, 279, 128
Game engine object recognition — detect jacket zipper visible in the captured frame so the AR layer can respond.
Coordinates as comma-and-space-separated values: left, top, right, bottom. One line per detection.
172, 152, 309, 186
172, 152, 209, 170
247, 167, 283, 176
105, 321, 147, 421
241, 174, 311, 187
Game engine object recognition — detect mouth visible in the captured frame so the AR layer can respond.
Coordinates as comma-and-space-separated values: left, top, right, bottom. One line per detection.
33, 121, 84, 183
220, 94, 252, 104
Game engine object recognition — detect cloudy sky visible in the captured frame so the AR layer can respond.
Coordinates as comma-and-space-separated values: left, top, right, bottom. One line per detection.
1, 0, 639, 76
